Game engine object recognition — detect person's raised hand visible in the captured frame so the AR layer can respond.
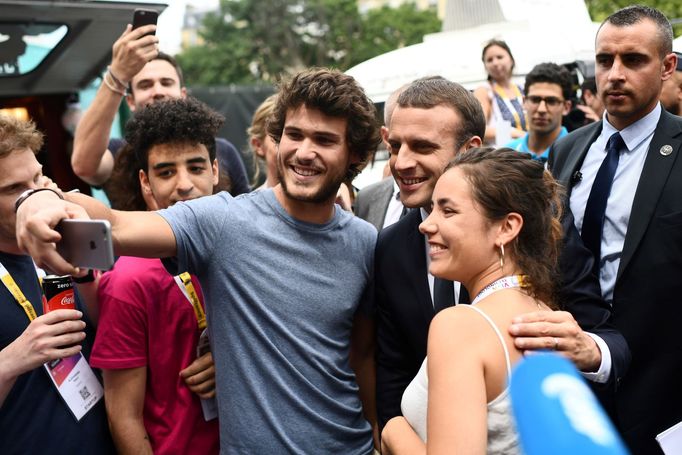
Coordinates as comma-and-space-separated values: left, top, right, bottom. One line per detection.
110, 24, 159, 84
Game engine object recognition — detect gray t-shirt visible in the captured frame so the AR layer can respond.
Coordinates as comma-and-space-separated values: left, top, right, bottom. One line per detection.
159, 189, 376, 454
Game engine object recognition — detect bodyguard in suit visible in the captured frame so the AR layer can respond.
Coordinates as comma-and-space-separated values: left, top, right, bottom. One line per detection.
376, 77, 630, 431
548, 6, 681, 454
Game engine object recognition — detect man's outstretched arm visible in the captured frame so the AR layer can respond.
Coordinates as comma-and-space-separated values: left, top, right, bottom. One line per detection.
71, 24, 157, 185
16, 191, 176, 275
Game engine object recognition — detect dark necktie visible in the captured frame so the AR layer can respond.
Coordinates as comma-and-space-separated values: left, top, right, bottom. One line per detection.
581, 132, 625, 273
433, 279, 470, 312
433, 277, 454, 313
458, 286, 470, 305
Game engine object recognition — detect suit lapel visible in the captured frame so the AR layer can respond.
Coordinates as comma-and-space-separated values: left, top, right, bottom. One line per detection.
403, 209, 435, 322
558, 123, 603, 193
368, 179, 394, 229
617, 112, 682, 281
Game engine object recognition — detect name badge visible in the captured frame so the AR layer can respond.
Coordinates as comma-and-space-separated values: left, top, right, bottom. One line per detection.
197, 328, 218, 421
44, 353, 103, 421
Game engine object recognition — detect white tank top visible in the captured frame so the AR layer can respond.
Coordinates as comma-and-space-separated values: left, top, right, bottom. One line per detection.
400, 305, 520, 454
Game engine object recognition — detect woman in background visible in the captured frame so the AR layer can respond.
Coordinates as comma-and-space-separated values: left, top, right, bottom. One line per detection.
474, 40, 526, 145
247, 94, 279, 190
381, 148, 563, 454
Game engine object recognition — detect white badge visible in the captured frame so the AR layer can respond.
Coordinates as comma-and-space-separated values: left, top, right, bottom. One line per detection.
44, 352, 103, 421
197, 328, 218, 421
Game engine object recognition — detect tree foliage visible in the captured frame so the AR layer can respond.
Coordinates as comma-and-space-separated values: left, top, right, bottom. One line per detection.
585, 0, 682, 36
177, 0, 441, 85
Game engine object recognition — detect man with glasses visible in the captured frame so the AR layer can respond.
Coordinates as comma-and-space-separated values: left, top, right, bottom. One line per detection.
507, 62, 573, 162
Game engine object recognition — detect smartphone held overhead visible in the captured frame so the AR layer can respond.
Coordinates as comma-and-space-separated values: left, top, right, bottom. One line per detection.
56, 219, 115, 271
132, 8, 158, 36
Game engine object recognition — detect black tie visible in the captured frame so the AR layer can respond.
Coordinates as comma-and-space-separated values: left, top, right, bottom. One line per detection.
458, 286, 470, 305
433, 278, 454, 313
581, 132, 625, 273
433, 279, 470, 312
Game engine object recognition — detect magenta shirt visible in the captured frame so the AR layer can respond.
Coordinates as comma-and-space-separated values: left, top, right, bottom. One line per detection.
91, 256, 219, 454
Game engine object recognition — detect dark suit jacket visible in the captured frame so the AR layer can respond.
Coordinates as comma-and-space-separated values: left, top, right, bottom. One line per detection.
549, 110, 682, 454
375, 209, 433, 429
375, 186, 630, 432
354, 178, 394, 231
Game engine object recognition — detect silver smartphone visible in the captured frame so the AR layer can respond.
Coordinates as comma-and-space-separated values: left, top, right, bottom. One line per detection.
56, 219, 115, 271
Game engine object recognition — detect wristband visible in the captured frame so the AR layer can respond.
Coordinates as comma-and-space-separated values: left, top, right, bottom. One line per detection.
107, 66, 128, 89
72, 269, 96, 284
14, 188, 63, 213
103, 71, 126, 96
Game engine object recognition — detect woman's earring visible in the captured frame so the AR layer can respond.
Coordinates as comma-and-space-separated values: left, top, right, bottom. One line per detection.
499, 243, 505, 269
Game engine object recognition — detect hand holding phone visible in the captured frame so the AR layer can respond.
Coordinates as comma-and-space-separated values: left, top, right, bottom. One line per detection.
56, 219, 115, 271
132, 8, 158, 37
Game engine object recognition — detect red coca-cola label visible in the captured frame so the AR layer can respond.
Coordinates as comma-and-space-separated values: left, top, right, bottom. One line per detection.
44, 289, 76, 312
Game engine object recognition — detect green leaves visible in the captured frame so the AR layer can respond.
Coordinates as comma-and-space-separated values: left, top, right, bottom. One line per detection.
176, 0, 441, 85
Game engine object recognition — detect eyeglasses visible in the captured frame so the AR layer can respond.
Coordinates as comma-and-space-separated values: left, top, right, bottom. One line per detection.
526, 96, 564, 107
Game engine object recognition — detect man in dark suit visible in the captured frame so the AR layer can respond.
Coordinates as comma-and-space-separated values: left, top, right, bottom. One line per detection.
548, 6, 681, 454
376, 77, 630, 432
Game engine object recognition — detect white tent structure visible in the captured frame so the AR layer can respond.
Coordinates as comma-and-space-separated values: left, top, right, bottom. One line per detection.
347, 0, 599, 102
674, 34, 682, 52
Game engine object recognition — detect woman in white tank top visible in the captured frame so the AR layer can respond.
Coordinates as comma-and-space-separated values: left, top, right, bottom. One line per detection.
381, 148, 564, 454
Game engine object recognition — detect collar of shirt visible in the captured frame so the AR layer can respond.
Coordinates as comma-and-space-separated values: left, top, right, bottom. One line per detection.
509, 127, 568, 162
600, 102, 661, 154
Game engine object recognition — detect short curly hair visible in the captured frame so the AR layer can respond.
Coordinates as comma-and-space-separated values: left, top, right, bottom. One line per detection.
107, 97, 226, 210
266, 68, 381, 180
125, 97, 223, 171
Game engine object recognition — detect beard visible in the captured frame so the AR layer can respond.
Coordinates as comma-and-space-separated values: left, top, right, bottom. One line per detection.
276, 158, 346, 204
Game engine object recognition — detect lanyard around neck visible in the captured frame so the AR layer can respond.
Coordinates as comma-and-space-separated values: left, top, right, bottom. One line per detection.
174, 272, 206, 330
471, 275, 528, 305
0, 260, 38, 321
493, 82, 523, 129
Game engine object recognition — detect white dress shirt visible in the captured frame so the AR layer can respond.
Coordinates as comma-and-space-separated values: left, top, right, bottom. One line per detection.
570, 104, 660, 302
382, 180, 404, 229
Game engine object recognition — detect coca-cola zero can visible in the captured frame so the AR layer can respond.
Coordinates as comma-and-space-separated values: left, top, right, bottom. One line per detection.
42, 275, 76, 313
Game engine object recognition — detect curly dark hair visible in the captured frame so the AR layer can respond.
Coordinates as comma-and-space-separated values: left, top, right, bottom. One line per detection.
106, 97, 228, 211
446, 147, 564, 306
266, 68, 381, 180
524, 62, 573, 102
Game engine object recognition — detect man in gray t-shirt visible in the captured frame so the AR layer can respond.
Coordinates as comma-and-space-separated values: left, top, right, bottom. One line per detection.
17, 68, 382, 453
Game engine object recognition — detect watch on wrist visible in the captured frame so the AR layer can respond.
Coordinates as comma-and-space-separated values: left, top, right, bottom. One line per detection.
72, 269, 96, 284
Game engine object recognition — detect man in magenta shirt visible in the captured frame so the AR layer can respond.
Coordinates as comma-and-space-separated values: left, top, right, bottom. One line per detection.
90, 98, 222, 454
